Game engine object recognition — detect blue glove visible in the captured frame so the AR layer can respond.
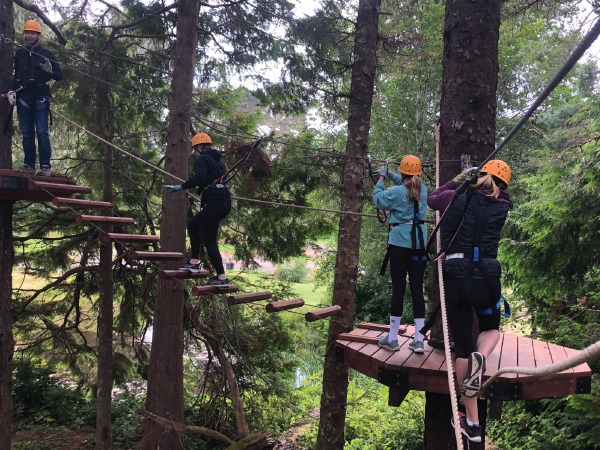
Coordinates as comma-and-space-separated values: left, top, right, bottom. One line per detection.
378, 165, 388, 178
163, 184, 183, 192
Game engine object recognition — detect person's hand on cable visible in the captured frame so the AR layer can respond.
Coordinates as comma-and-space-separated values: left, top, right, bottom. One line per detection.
163, 184, 183, 193
378, 165, 388, 178
6, 91, 16, 106
453, 167, 478, 183
39, 58, 53, 73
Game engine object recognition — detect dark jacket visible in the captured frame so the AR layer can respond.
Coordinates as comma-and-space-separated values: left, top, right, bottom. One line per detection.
181, 148, 229, 202
427, 179, 512, 278
12, 45, 63, 98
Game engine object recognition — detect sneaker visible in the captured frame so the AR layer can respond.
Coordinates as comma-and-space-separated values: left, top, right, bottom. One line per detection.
205, 276, 229, 286
179, 260, 200, 273
409, 340, 425, 354
377, 334, 399, 351
20, 165, 35, 175
36, 165, 51, 176
451, 411, 481, 443
461, 352, 485, 398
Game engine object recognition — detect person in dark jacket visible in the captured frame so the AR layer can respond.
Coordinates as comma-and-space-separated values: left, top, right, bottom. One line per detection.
427, 159, 512, 443
372, 155, 428, 353
7, 20, 63, 176
163, 133, 232, 286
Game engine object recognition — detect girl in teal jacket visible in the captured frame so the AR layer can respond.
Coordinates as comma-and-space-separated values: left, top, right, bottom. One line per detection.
372, 155, 428, 353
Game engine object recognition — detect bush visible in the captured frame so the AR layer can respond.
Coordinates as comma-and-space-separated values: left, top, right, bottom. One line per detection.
276, 260, 310, 283
12, 359, 94, 427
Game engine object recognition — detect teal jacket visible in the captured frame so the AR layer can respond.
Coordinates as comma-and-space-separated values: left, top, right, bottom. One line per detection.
372, 171, 428, 249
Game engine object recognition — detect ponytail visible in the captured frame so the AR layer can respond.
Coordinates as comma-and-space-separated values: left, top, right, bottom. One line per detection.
405, 175, 421, 201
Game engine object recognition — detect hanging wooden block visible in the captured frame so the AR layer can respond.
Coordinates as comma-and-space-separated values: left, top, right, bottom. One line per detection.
305, 305, 341, 322
129, 251, 183, 261
226, 291, 272, 306
159, 269, 210, 279
192, 285, 239, 296
52, 197, 113, 209
76, 215, 135, 226
265, 298, 304, 313
101, 233, 160, 244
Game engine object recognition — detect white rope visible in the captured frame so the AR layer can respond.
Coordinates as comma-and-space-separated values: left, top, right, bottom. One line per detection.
481, 339, 600, 391
434, 123, 464, 449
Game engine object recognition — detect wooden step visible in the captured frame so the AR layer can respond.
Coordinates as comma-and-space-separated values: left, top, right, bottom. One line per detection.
265, 298, 304, 313
305, 305, 341, 322
101, 233, 160, 244
226, 291, 272, 306
129, 251, 183, 261
192, 284, 239, 296
357, 322, 407, 334
76, 215, 135, 226
52, 197, 113, 209
337, 333, 378, 345
32, 180, 92, 194
159, 269, 210, 279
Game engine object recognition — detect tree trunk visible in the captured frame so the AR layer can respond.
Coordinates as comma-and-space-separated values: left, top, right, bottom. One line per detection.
315, 1, 380, 449
95, 51, 115, 450
0, 3, 15, 447
140, 0, 201, 447
427, 1, 501, 449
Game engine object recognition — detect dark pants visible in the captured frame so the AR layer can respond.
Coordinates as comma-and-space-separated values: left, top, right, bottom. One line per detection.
187, 197, 231, 275
444, 275, 501, 358
389, 245, 427, 318
17, 94, 52, 168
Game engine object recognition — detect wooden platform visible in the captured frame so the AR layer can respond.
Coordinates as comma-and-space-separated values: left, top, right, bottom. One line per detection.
0, 169, 86, 202
336, 323, 592, 401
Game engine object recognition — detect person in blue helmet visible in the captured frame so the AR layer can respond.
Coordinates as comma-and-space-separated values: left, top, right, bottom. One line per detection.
163, 132, 231, 286
427, 159, 513, 443
372, 155, 429, 354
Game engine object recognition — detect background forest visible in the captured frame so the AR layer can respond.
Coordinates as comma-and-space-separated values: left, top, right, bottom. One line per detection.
1, 0, 599, 449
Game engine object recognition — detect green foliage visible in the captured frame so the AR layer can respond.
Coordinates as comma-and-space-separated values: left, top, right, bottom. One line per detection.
12, 359, 94, 427
276, 259, 310, 283
111, 391, 146, 447
295, 372, 424, 450
488, 380, 600, 449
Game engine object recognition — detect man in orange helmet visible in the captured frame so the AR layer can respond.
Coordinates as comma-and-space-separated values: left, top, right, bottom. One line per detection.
7, 20, 63, 176
163, 133, 232, 286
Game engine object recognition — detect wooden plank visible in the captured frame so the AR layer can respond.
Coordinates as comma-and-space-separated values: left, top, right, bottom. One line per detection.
265, 299, 304, 313
522, 377, 578, 399
562, 346, 592, 377
192, 285, 239, 296
483, 337, 503, 379
305, 305, 341, 322
357, 322, 408, 334
130, 251, 183, 261
159, 269, 210, 279
226, 291, 272, 306
418, 347, 447, 375
52, 197, 113, 209
337, 333, 379, 345
102, 233, 160, 244
515, 336, 537, 381
344, 330, 382, 378
76, 215, 135, 225
498, 332, 519, 380
547, 341, 574, 376
32, 180, 92, 194
531, 338, 554, 379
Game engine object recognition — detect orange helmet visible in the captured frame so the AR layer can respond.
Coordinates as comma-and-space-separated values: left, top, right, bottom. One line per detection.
191, 132, 212, 147
481, 159, 511, 185
399, 155, 422, 175
23, 20, 42, 33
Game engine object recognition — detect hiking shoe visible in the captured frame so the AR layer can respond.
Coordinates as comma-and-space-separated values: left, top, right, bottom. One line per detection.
20, 165, 35, 175
409, 340, 425, 354
461, 352, 485, 398
378, 334, 399, 351
36, 165, 52, 176
205, 276, 229, 286
451, 411, 481, 443
179, 260, 200, 273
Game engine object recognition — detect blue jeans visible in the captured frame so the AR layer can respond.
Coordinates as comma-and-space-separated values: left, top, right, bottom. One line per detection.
16, 94, 52, 168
